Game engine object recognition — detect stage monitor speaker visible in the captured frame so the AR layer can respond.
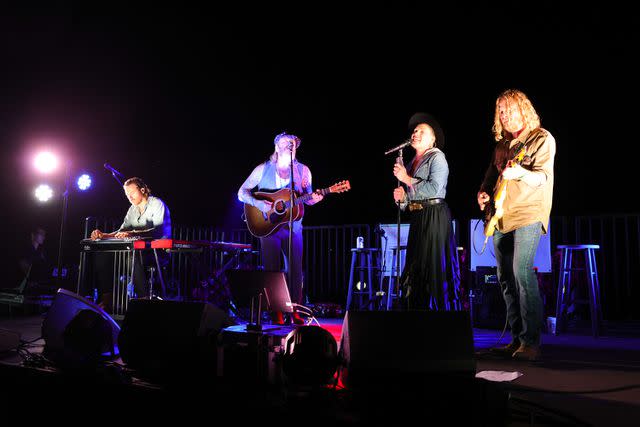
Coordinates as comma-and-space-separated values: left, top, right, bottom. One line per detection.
42, 288, 120, 367
117, 299, 232, 377
339, 310, 476, 389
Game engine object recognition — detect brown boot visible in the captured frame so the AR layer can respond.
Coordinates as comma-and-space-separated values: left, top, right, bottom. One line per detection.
489, 340, 520, 356
512, 344, 540, 361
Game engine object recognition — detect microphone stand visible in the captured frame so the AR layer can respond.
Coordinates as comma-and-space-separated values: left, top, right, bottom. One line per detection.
395, 149, 403, 303
287, 143, 295, 313
110, 172, 123, 186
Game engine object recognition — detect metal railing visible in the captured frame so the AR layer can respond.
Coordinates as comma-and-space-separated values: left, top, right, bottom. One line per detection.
80, 215, 640, 320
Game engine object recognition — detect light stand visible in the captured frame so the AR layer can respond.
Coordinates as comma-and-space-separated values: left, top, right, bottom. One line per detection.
55, 160, 71, 287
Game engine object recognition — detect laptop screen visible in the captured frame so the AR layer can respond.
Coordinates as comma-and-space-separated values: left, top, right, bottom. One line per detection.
225, 269, 294, 313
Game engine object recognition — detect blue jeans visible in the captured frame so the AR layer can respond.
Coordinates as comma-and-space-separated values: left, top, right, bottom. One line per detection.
493, 222, 543, 346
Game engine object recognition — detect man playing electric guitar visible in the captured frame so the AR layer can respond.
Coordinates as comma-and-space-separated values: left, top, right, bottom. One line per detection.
238, 132, 323, 325
477, 89, 556, 361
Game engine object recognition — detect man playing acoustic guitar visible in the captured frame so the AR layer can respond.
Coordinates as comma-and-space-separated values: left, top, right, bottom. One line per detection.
477, 89, 556, 361
238, 132, 323, 325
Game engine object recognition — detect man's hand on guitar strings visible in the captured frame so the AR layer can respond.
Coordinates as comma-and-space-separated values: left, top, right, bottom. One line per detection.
502, 164, 527, 181
255, 200, 273, 213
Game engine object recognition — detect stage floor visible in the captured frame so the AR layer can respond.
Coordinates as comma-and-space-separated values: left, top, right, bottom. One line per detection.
1, 312, 639, 426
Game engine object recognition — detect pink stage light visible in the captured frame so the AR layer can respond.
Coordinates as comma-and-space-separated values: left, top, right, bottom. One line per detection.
34, 151, 59, 174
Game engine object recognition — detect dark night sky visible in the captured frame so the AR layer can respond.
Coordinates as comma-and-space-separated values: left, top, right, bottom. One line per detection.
1, 4, 638, 268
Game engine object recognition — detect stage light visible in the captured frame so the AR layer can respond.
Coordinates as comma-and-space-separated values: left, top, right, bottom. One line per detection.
34, 184, 54, 202
77, 174, 92, 191
34, 151, 59, 174
282, 326, 339, 387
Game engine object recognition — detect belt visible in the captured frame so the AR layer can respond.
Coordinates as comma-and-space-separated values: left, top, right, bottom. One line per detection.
407, 198, 444, 211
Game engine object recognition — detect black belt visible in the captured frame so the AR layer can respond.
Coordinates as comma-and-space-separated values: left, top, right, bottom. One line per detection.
408, 198, 444, 211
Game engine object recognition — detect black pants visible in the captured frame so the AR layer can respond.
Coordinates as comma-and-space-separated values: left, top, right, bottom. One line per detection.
87, 250, 169, 300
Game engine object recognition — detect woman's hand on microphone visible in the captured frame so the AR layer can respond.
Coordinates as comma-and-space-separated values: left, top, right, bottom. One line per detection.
393, 163, 410, 185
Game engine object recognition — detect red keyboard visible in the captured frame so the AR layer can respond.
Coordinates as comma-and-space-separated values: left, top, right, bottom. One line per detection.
150, 239, 252, 251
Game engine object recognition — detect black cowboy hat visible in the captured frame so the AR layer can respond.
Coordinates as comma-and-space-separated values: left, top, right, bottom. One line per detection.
408, 112, 445, 148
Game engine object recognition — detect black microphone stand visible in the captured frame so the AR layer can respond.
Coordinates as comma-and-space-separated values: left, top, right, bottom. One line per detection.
106, 164, 123, 186
395, 148, 404, 303
287, 142, 295, 315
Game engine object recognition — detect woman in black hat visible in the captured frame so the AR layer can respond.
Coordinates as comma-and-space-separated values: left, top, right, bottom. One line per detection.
392, 112, 460, 310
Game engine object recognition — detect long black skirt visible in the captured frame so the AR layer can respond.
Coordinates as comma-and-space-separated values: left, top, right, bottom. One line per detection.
400, 202, 461, 310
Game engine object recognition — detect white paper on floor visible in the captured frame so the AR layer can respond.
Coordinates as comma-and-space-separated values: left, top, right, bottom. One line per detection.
475, 371, 523, 382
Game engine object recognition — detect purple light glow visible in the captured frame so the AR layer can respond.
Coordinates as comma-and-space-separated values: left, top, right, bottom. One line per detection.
77, 174, 92, 191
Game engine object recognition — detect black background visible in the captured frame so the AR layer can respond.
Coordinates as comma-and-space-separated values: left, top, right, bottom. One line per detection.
1, 4, 638, 269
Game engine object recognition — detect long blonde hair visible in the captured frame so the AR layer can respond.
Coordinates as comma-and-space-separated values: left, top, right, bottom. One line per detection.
492, 89, 541, 141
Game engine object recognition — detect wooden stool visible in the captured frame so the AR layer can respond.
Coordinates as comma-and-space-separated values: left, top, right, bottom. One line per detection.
555, 244, 603, 337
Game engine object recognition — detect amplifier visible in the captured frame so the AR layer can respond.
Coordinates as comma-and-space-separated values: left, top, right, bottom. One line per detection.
470, 266, 506, 329
216, 324, 296, 385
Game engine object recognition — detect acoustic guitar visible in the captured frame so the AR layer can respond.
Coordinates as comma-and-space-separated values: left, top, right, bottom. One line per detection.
244, 180, 351, 238
481, 142, 528, 251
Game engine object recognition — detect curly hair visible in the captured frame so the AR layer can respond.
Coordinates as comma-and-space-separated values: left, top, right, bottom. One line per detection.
492, 89, 541, 141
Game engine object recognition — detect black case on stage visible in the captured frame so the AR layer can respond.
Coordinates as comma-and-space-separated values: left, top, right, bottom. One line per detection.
216, 324, 297, 384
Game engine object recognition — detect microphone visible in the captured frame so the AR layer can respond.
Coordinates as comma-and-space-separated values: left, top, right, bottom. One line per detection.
384, 139, 412, 155
104, 163, 123, 177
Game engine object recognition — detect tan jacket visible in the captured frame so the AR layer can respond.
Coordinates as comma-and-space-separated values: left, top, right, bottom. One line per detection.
480, 128, 556, 234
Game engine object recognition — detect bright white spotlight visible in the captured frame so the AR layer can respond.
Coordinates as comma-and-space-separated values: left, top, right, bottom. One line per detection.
77, 174, 92, 191
34, 152, 59, 174
35, 184, 54, 202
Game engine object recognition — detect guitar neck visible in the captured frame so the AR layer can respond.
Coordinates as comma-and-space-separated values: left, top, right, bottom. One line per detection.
294, 187, 332, 205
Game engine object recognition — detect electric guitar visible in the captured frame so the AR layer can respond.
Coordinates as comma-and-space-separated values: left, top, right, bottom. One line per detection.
244, 180, 351, 238
481, 142, 528, 250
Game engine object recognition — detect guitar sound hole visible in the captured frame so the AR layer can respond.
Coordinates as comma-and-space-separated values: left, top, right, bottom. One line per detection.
274, 200, 286, 214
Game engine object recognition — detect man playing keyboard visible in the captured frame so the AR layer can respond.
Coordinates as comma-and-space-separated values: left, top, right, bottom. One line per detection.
90, 177, 171, 311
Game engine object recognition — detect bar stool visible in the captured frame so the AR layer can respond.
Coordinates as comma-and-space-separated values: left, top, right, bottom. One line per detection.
346, 248, 378, 311
384, 245, 406, 310
555, 244, 603, 337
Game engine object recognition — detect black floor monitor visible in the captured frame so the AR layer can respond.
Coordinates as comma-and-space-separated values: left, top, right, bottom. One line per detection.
225, 269, 293, 314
